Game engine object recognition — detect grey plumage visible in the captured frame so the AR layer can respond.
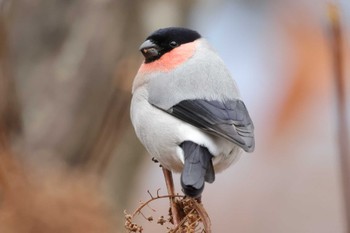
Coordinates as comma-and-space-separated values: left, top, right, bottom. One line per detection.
147, 39, 240, 110
165, 99, 254, 152
131, 30, 255, 198
180, 141, 214, 198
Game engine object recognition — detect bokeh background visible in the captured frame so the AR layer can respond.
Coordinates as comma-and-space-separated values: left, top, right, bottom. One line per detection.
0, 0, 349, 232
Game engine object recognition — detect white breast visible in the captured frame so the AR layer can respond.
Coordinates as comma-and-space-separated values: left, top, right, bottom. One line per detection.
130, 86, 242, 173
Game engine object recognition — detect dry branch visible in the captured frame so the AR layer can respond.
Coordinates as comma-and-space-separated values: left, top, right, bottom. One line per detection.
162, 168, 181, 225
328, 4, 350, 233
125, 186, 212, 232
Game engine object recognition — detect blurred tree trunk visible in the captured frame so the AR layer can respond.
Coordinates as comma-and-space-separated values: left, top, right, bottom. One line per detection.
8, 0, 140, 166
5, 0, 145, 213
0, 1, 20, 147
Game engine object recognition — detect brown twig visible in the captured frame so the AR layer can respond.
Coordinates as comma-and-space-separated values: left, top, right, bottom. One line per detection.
162, 168, 181, 225
125, 165, 212, 232
192, 199, 211, 233
328, 4, 350, 233
131, 192, 184, 218
125, 190, 212, 232
170, 208, 195, 233
171, 199, 212, 233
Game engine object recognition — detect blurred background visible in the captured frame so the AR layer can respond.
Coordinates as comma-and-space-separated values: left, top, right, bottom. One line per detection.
0, 0, 349, 232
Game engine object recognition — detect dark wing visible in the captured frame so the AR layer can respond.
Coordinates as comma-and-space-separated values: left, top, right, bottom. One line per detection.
162, 99, 255, 152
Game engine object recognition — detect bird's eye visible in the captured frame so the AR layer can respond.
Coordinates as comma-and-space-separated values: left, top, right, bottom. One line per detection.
169, 41, 179, 48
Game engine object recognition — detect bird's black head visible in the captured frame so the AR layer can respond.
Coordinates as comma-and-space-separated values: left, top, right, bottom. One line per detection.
139, 27, 201, 63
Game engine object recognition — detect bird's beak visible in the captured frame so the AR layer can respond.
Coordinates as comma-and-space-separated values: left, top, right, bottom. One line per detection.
139, 40, 160, 61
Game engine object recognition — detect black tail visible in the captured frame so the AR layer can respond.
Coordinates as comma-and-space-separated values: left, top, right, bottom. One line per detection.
180, 141, 215, 198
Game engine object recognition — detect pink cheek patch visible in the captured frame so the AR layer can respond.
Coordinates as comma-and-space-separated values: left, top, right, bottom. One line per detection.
138, 41, 197, 73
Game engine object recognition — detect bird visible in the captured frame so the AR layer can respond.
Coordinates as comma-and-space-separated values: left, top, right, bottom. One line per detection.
130, 27, 255, 198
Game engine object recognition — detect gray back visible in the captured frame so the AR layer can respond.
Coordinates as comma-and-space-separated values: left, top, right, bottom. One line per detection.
146, 39, 240, 110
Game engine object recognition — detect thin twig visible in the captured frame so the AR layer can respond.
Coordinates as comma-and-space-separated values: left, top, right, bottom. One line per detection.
131, 193, 184, 218
162, 168, 181, 225
328, 4, 350, 233
192, 199, 211, 233
171, 208, 195, 233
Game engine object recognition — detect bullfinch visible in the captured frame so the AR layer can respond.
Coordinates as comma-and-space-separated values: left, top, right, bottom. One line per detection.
130, 27, 255, 198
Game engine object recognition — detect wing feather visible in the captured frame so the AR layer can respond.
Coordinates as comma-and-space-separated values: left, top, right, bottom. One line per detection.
162, 99, 255, 152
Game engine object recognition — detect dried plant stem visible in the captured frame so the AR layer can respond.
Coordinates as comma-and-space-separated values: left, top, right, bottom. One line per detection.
125, 189, 212, 232
192, 199, 211, 232
162, 168, 181, 225
328, 4, 350, 233
170, 208, 195, 233
131, 192, 184, 218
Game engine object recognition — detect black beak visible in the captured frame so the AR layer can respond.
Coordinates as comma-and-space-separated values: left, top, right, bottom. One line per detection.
139, 40, 160, 62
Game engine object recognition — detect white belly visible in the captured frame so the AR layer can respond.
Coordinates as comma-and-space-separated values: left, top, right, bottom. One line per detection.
130, 88, 242, 173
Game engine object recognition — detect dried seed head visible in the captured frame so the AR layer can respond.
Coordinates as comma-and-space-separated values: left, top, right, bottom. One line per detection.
157, 216, 166, 225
